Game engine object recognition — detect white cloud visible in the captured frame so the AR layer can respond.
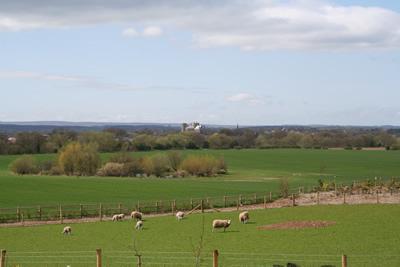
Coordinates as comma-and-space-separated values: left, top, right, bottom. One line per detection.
143, 26, 162, 37
227, 93, 263, 105
122, 27, 138, 37
0, 1, 400, 51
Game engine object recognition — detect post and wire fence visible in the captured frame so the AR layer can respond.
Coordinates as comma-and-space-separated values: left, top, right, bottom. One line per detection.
3, 248, 400, 267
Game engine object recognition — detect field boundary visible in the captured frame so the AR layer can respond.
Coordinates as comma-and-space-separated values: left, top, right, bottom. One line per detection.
1, 188, 400, 228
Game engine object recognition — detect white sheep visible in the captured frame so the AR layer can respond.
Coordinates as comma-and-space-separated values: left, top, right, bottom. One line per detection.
131, 211, 143, 221
239, 211, 250, 224
62, 226, 72, 235
176, 211, 185, 220
212, 219, 231, 232
135, 220, 143, 230
112, 214, 125, 221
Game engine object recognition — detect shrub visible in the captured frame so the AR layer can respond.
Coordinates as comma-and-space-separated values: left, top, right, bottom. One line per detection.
97, 162, 125, 177
122, 158, 144, 176
58, 142, 101, 176
180, 155, 226, 177
279, 177, 289, 198
10, 155, 39, 175
151, 154, 170, 177
167, 151, 182, 171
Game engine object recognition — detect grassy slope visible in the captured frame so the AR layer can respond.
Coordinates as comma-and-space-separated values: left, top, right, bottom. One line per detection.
0, 149, 399, 207
1, 205, 399, 266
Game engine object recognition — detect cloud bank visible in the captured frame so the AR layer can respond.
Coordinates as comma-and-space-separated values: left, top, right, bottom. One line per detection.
0, 1, 399, 51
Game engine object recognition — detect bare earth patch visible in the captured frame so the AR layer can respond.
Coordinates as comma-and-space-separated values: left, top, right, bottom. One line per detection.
257, 220, 336, 230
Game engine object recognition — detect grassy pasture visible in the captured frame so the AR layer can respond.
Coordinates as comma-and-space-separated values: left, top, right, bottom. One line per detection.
0, 149, 399, 207
1, 205, 400, 266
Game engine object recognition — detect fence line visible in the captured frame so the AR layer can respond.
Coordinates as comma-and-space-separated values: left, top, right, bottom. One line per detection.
1, 185, 400, 225
4, 248, 398, 267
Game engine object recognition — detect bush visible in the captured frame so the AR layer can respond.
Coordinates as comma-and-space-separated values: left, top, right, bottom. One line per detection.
97, 162, 125, 177
10, 155, 39, 175
122, 158, 144, 176
167, 151, 182, 171
58, 142, 101, 176
279, 177, 289, 198
151, 154, 170, 177
180, 155, 226, 177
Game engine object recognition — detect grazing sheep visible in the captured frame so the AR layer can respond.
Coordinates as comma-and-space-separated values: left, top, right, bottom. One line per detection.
176, 211, 185, 220
212, 219, 231, 232
135, 220, 143, 230
112, 214, 125, 221
131, 211, 143, 221
62, 226, 72, 235
239, 211, 250, 224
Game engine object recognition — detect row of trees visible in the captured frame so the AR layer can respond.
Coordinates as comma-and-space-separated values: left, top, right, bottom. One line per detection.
10, 143, 227, 177
2, 128, 400, 155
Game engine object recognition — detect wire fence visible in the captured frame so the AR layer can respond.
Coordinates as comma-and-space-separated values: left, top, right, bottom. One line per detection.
3, 250, 400, 267
1, 183, 400, 225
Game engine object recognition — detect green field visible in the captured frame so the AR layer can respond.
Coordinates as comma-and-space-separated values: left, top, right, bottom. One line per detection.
1, 205, 399, 266
0, 149, 400, 207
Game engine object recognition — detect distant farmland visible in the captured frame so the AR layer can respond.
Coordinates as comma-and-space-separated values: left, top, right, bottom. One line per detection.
0, 149, 399, 207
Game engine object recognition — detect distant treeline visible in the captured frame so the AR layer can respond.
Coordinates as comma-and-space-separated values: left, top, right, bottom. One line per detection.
1, 127, 400, 155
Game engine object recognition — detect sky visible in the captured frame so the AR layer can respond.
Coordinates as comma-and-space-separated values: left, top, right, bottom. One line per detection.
1, 0, 400, 126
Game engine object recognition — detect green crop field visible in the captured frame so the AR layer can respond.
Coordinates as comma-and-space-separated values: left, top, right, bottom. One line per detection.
1, 205, 399, 266
0, 149, 400, 207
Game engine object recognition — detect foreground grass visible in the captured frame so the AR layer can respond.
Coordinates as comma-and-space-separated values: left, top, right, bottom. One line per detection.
0, 205, 399, 266
0, 149, 399, 207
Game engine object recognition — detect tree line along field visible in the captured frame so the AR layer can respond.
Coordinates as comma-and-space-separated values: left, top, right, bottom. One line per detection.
0, 149, 400, 207
1, 205, 400, 266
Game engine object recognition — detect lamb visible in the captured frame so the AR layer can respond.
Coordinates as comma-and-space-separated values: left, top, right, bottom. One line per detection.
176, 211, 185, 220
131, 211, 143, 221
239, 211, 250, 224
135, 220, 143, 230
112, 214, 125, 221
212, 219, 231, 232
62, 226, 72, 235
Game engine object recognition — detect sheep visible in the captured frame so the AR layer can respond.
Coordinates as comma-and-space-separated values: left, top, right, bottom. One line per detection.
176, 211, 185, 221
62, 226, 72, 235
135, 220, 143, 230
131, 211, 143, 221
239, 211, 250, 224
212, 219, 231, 232
112, 214, 125, 221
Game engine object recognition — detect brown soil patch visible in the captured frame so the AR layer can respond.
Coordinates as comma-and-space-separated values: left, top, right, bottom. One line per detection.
257, 220, 335, 230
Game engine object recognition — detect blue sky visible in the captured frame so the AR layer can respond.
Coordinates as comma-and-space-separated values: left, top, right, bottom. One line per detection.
1, 0, 400, 125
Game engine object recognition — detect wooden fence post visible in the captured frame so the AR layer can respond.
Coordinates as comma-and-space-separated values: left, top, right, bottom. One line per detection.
80, 204, 83, 218
269, 192, 272, 202
292, 194, 295, 206
99, 203, 102, 222
171, 200, 176, 215
236, 197, 239, 211
223, 196, 227, 208
201, 199, 204, 213
96, 248, 102, 267
17, 207, 20, 222
213, 249, 219, 267
264, 195, 267, 209
341, 254, 347, 267
190, 199, 194, 209
0, 249, 6, 267
156, 201, 159, 213
136, 254, 142, 267
317, 191, 320, 205
343, 192, 346, 204
38, 206, 42, 221
59, 205, 63, 224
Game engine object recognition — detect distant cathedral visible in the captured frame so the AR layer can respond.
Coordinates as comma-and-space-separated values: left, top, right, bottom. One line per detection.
181, 122, 203, 133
